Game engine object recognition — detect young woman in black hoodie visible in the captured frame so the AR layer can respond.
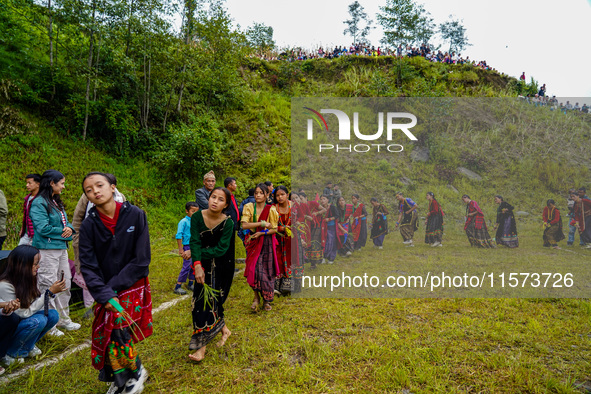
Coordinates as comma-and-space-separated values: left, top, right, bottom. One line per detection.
79, 172, 152, 394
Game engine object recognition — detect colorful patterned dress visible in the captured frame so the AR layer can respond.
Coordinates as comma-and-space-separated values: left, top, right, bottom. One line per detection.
495, 201, 519, 248
573, 198, 591, 244
242, 203, 279, 302
542, 206, 565, 247
189, 211, 234, 350
399, 198, 418, 242
425, 199, 443, 244
370, 204, 389, 247
351, 203, 368, 250
464, 200, 495, 248
336, 203, 354, 256
275, 201, 294, 294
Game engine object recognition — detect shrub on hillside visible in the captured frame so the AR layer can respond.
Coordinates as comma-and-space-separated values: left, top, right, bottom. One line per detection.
155, 114, 223, 187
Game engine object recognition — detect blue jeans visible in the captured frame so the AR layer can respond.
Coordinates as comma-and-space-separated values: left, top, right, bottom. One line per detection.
568, 223, 584, 245
6, 310, 59, 357
0, 313, 20, 358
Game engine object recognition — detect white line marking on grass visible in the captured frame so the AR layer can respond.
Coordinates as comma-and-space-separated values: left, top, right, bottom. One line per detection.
0, 295, 190, 385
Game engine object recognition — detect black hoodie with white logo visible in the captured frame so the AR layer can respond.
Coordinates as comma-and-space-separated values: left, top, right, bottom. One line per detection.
79, 202, 151, 304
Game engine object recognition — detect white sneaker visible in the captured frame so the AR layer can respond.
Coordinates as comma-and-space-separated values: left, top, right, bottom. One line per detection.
125, 366, 148, 394
406, 244, 415, 247
431, 241, 441, 247
48, 327, 65, 337
106, 382, 123, 394
585, 244, 591, 249
1, 355, 24, 366
57, 321, 81, 331
320, 258, 326, 264
327, 260, 334, 265
378, 246, 383, 250
345, 251, 352, 256
28, 346, 42, 357
402, 240, 411, 244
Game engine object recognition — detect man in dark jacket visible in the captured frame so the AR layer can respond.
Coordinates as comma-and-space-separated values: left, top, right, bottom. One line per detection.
195, 171, 216, 210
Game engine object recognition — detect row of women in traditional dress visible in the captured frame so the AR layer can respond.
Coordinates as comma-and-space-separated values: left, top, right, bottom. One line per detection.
288, 192, 372, 267
542, 192, 591, 249
289, 191, 515, 253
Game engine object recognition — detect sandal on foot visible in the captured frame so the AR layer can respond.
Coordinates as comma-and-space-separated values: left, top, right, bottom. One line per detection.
251, 300, 260, 311
263, 302, 272, 311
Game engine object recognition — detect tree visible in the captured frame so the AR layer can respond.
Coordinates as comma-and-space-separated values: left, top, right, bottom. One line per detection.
246, 22, 274, 56
343, 1, 373, 45
377, 0, 425, 48
377, 0, 430, 87
439, 15, 471, 53
414, 3, 434, 46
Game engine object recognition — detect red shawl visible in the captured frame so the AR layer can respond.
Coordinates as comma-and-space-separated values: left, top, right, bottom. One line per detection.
307, 200, 323, 228
543, 206, 560, 225
91, 278, 152, 371
351, 203, 366, 242
573, 198, 591, 232
243, 204, 280, 288
294, 202, 311, 247
427, 200, 442, 218
464, 200, 486, 230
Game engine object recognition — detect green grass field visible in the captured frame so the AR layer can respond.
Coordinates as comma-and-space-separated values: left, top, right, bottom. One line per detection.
1, 223, 590, 393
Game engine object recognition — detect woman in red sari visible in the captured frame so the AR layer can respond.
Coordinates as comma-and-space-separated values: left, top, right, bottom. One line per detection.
462, 195, 495, 248
335, 196, 354, 257
543, 199, 565, 249
351, 194, 368, 251
273, 186, 293, 295
570, 192, 591, 248
290, 193, 306, 292
301, 193, 325, 269
242, 183, 279, 311
424, 192, 444, 247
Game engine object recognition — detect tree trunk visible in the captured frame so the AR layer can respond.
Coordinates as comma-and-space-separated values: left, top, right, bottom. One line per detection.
93, 34, 102, 101
48, 0, 55, 100
162, 86, 175, 132
125, 0, 135, 57
82, 1, 96, 141
176, 64, 186, 113
176, 0, 195, 114
145, 50, 151, 128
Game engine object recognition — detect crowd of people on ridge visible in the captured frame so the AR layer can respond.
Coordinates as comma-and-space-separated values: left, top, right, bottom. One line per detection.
255, 42, 497, 72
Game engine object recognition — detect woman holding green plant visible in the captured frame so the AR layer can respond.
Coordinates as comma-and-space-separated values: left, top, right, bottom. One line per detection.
189, 187, 235, 362
79, 172, 152, 394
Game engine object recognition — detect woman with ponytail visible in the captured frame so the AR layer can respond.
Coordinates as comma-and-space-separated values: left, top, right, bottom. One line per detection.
29, 170, 79, 335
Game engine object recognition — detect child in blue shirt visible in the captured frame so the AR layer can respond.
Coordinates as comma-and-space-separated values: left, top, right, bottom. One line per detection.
175, 202, 200, 295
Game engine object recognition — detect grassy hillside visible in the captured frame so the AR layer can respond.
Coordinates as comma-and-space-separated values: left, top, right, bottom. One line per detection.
2, 57, 591, 393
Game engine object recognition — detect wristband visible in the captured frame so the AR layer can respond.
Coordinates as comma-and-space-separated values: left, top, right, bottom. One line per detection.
260, 220, 267, 227
108, 298, 125, 314
194, 261, 202, 268
263, 229, 269, 234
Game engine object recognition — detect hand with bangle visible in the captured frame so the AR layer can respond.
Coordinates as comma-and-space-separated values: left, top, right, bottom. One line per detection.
193, 260, 205, 284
